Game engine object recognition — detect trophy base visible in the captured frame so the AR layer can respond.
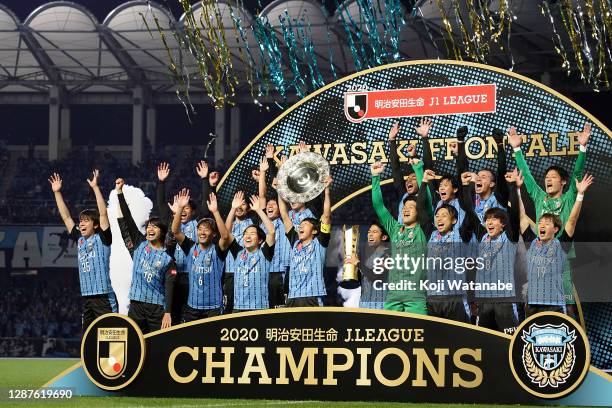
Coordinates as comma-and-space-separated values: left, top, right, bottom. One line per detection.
339, 279, 360, 289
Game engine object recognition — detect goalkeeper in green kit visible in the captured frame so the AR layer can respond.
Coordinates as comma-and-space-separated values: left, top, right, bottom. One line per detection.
507, 123, 591, 317
371, 153, 434, 315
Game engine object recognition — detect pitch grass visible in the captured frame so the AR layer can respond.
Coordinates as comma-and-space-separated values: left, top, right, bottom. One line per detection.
0, 358, 585, 408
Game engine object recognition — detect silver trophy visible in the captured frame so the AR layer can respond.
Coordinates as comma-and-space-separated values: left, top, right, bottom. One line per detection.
276, 152, 330, 203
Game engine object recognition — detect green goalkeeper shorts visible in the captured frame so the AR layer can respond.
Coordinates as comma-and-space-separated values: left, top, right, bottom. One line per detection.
384, 301, 428, 315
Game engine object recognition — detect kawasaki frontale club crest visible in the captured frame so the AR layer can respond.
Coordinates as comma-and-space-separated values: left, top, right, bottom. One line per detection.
521, 323, 576, 388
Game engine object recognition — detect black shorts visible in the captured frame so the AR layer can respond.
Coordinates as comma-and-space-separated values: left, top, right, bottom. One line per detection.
525, 304, 564, 317
182, 305, 222, 323
128, 300, 165, 334
172, 273, 189, 323
477, 301, 519, 335
223, 274, 234, 314
269, 272, 285, 308
427, 297, 470, 323
82, 292, 118, 331
286, 297, 321, 308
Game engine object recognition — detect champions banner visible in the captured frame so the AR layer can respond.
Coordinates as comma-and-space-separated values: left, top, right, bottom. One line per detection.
46, 310, 612, 405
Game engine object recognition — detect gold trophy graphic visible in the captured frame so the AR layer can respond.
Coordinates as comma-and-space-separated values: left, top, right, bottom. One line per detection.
340, 225, 360, 289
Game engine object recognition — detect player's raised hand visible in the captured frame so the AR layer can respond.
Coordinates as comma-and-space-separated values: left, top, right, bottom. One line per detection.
248, 195, 262, 211
423, 169, 436, 183
575, 173, 594, 194
344, 254, 360, 266
415, 117, 433, 138
388, 121, 400, 140
577, 123, 591, 147
48, 173, 63, 192
370, 161, 386, 176
209, 171, 220, 186
115, 178, 124, 192
515, 170, 524, 188
280, 155, 288, 167
157, 162, 170, 182
507, 127, 523, 149
504, 168, 518, 183
251, 169, 261, 181
86, 169, 100, 188
324, 175, 333, 189
406, 143, 416, 158
259, 156, 269, 173
177, 188, 190, 208
460, 172, 473, 186
168, 195, 179, 215
298, 140, 309, 153
196, 161, 208, 179
232, 191, 245, 209
207, 193, 219, 213
265, 143, 275, 159
449, 141, 458, 156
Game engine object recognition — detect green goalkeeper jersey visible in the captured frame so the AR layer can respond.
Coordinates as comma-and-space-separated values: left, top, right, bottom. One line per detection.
514, 147, 585, 264
371, 162, 432, 303
514, 148, 585, 233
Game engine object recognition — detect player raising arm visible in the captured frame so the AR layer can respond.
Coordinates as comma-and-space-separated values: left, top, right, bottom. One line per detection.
518, 172, 594, 316
49, 170, 117, 330
171, 189, 231, 322
226, 195, 276, 312
116, 178, 176, 334
279, 172, 332, 307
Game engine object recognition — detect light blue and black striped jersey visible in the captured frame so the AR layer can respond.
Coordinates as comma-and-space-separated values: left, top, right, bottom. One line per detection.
359, 245, 389, 308
70, 226, 113, 296
229, 240, 274, 310
129, 241, 175, 306
180, 238, 227, 310
287, 227, 330, 299
262, 217, 290, 272
288, 208, 315, 227
174, 219, 198, 274
477, 232, 516, 298
435, 198, 465, 227
474, 193, 505, 225
523, 228, 571, 306
225, 217, 254, 274
427, 228, 465, 296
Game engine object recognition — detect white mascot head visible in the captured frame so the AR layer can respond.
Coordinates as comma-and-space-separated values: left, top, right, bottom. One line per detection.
106, 185, 153, 314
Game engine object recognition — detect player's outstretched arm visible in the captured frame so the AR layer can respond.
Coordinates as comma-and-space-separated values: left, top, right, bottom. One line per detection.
565, 174, 594, 238
225, 191, 243, 232
568, 123, 590, 197
116, 178, 144, 254
171, 189, 190, 244
516, 171, 531, 235
208, 193, 233, 250
508, 126, 544, 201
87, 169, 110, 231
156, 162, 171, 222
493, 128, 509, 206
321, 176, 332, 226
48, 173, 75, 233
250, 195, 275, 247
258, 157, 269, 209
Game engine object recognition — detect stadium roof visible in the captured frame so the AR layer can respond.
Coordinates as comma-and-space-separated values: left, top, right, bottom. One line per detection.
0, 0, 586, 104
